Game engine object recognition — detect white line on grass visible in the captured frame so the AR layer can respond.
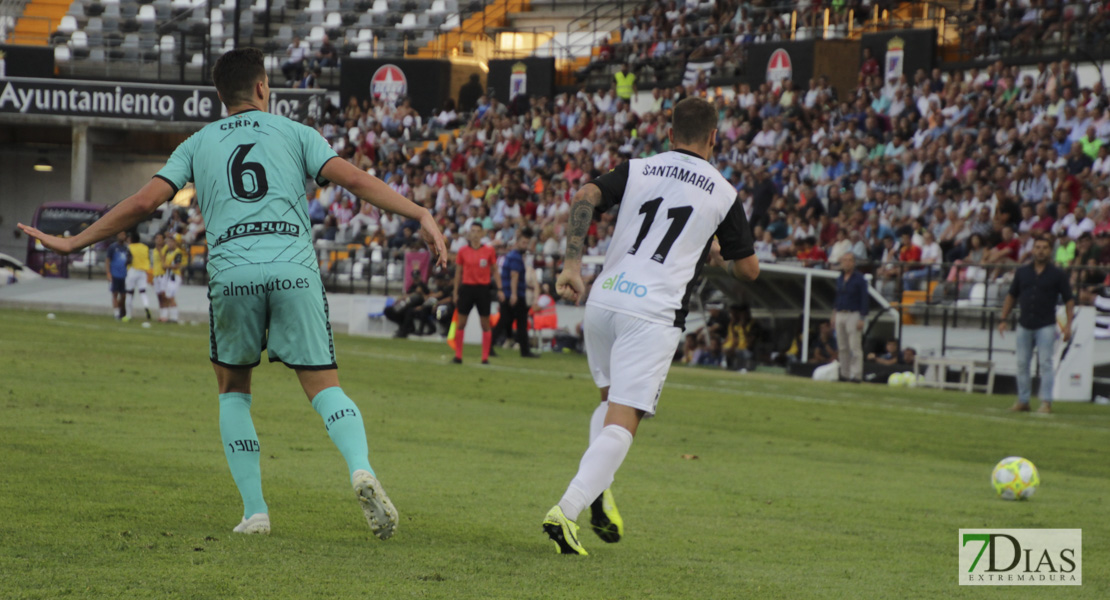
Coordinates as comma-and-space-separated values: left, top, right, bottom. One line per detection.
44, 317, 205, 341
344, 348, 1110, 434
30, 319, 1108, 435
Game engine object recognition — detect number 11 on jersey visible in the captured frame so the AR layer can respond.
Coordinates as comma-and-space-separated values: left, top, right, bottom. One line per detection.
627, 197, 693, 264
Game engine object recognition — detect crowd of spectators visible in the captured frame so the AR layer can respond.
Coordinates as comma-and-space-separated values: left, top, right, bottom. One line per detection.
303, 54, 1110, 304
584, 0, 898, 88
959, 0, 1110, 61
262, 25, 1109, 363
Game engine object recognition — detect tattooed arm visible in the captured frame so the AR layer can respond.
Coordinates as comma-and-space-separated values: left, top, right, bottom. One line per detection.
556, 184, 603, 304
565, 185, 601, 261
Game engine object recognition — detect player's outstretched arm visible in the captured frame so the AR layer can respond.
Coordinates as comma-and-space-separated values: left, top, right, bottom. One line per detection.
322, 158, 447, 268
18, 178, 174, 255
555, 184, 602, 304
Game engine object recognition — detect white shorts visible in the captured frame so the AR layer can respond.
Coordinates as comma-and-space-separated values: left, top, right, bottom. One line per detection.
163, 273, 181, 298
125, 268, 148, 292
584, 304, 682, 415
152, 274, 167, 295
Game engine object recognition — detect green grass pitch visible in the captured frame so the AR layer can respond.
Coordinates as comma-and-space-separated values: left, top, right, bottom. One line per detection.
1, 307, 1107, 599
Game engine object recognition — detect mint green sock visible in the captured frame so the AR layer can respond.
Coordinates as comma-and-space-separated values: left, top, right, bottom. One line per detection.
218, 393, 267, 519
311, 387, 374, 480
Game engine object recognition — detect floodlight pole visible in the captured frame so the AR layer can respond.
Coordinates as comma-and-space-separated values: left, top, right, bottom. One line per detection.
71, 123, 91, 203
204, 0, 212, 84
802, 271, 811, 365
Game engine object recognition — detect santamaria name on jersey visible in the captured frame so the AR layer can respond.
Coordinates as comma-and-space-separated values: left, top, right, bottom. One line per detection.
641, 164, 716, 193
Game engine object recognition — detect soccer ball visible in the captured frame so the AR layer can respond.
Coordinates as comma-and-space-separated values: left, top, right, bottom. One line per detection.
991, 456, 1040, 500
902, 371, 920, 388
888, 372, 906, 386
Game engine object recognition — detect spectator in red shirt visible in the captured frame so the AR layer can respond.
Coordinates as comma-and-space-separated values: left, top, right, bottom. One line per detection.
520, 195, 538, 221
898, 231, 922, 263
452, 222, 502, 364
1054, 166, 1081, 210
503, 135, 523, 162
797, 236, 828, 265
860, 47, 880, 78
987, 225, 1021, 263
449, 148, 468, 173
1030, 202, 1055, 234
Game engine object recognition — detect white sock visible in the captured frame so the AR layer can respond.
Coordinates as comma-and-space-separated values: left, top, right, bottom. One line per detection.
160, 308, 168, 320
140, 291, 150, 308
589, 401, 607, 444
558, 424, 633, 521
170, 307, 179, 321
128, 294, 136, 316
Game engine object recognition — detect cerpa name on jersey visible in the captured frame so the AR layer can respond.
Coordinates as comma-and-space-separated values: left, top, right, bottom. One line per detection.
640, 164, 716, 193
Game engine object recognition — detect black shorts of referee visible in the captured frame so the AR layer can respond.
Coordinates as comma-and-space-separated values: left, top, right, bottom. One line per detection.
456, 284, 492, 317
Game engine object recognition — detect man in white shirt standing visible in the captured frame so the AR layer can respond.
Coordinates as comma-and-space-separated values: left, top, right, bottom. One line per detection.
752, 120, 777, 149
1066, 205, 1096, 239
281, 37, 308, 84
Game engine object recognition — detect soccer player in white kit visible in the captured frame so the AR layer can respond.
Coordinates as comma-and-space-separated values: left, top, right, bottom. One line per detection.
543, 97, 761, 555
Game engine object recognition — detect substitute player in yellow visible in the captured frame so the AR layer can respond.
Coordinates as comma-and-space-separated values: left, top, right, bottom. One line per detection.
161, 236, 186, 324
151, 232, 169, 322
125, 231, 153, 321
19, 48, 447, 538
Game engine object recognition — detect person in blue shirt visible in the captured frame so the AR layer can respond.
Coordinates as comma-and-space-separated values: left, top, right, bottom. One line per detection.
826, 156, 846, 182
1052, 129, 1071, 159
495, 228, 538, 358
863, 213, 894, 244
833, 253, 869, 382
307, 195, 327, 225
998, 236, 1075, 413
106, 231, 131, 320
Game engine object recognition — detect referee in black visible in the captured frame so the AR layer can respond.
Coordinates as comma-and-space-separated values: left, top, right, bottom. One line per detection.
998, 235, 1075, 413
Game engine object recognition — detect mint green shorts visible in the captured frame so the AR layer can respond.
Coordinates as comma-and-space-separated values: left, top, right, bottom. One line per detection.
208, 263, 336, 370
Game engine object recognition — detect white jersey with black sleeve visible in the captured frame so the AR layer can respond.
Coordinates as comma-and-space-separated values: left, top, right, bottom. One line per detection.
585, 149, 755, 329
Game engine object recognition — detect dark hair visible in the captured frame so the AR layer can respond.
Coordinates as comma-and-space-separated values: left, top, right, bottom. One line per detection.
519, 227, 535, 239
212, 48, 266, 107
671, 97, 717, 146
130, 230, 141, 243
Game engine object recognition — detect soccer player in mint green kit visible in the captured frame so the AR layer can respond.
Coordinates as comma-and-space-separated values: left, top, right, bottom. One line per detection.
18, 48, 447, 539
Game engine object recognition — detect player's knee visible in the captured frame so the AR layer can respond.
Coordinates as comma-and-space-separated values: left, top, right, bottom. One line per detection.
214, 364, 252, 394
603, 402, 642, 435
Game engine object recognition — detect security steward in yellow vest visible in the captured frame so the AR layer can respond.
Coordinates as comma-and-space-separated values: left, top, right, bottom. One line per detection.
614, 64, 636, 102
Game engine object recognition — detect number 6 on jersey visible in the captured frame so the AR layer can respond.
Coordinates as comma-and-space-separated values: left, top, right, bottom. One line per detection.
227, 143, 269, 202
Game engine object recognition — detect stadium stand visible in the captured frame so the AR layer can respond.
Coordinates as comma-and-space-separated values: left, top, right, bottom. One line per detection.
4, 0, 1110, 349
13, 0, 503, 81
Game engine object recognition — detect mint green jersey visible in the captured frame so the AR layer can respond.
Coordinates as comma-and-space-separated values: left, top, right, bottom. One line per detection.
155, 109, 337, 276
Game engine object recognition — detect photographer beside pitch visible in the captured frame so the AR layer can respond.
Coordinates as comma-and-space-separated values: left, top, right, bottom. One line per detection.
998, 234, 1074, 414
19, 48, 447, 538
